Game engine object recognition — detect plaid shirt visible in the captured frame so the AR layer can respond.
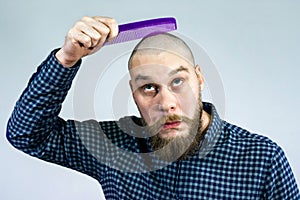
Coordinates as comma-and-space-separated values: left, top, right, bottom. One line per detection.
7, 49, 300, 199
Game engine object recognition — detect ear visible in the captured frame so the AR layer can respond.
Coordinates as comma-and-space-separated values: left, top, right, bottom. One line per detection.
129, 80, 133, 92
129, 80, 139, 106
195, 65, 204, 91
129, 79, 137, 97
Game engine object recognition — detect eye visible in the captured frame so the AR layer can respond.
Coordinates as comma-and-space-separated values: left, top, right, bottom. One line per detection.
144, 84, 155, 91
141, 84, 159, 95
172, 78, 184, 87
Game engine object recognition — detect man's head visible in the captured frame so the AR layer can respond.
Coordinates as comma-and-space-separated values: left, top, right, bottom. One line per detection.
128, 33, 207, 160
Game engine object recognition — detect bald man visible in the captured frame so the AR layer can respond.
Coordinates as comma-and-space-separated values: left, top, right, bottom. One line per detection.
7, 16, 300, 199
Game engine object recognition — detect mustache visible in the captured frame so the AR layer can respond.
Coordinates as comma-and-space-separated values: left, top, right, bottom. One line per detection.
159, 114, 182, 124
146, 114, 193, 135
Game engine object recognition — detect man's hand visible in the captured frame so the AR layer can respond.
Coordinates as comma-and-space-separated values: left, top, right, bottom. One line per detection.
55, 16, 118, 67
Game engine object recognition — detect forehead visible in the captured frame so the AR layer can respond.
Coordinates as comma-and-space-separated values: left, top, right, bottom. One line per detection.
129, 51, 194, 77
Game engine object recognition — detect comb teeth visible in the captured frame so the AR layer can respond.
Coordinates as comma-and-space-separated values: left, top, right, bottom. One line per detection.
104, 17, 177, 46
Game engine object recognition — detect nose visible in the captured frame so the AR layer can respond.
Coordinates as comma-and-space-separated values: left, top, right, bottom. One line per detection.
157, 87, 177, 113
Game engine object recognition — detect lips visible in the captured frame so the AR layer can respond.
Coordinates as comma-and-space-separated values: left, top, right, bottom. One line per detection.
163, 121, 181, 129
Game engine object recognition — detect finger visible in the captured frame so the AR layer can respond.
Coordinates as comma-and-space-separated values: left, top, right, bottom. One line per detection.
94, 16, 119, 42
74, 20, 103, 48
68, 28, 93, 48
81, 16, 112, 46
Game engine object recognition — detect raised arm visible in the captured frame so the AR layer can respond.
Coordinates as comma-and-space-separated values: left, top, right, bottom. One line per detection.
6, 16, 118, 179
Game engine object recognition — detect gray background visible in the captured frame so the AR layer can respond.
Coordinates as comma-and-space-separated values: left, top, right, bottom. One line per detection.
1, 0, 299, 199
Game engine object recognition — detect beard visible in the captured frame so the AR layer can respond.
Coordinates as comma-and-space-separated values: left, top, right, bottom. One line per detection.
141, 92, 205, 162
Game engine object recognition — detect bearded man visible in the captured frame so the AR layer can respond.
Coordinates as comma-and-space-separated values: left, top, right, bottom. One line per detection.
7, 16, 300, 199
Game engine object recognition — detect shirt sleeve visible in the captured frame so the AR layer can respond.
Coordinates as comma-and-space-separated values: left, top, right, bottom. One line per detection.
264, 144, 300, 199
6, 49, 107, 181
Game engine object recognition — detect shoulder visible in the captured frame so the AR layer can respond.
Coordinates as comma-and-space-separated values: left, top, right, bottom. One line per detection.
222, 121, 277, 146
216, 121, 300, 198
220, 121, 283, 157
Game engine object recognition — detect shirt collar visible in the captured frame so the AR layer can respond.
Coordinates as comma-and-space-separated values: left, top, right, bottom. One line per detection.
198, 102, 223, 159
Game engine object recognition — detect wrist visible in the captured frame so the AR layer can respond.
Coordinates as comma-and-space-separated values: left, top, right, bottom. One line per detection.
55, 48, 80, 68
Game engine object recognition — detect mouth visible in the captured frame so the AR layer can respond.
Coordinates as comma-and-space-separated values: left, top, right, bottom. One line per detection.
163, 121, 181, 129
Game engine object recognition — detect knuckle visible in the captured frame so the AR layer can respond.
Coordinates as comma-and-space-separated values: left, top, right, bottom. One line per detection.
94, 32, 101, 41
75, 21, 85, 28
67, 29, 76, 39
83, 36, 91, 44
67, 28, 74, 35
102, 27, 110, 35
90, 34, 100, 44
108, 18, 117, 25
81, 16, 91, 21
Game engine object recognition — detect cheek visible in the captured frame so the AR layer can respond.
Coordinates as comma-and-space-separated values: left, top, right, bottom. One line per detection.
179, 96, 197, 116
179, 86, 200, 117
133, 94, 155, 124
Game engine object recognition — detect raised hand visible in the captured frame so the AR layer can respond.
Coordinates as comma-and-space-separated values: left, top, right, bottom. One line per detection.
55, 16, 118, 67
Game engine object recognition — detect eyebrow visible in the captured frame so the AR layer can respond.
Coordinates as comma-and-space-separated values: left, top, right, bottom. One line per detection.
168, 66, 189, 76
134, 66, 190, 83
134, 74, 152, 82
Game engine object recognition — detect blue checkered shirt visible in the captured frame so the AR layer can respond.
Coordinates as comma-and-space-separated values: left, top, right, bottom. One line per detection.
7, 49, 300, 199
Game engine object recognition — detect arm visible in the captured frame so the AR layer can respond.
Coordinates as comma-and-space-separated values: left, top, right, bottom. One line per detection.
6, 16, 118, 180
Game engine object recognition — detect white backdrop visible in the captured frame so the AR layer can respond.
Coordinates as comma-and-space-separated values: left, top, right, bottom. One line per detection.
1, 0, 299, 199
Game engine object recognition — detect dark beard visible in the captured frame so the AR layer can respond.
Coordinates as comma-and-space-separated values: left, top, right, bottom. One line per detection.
146, 100, 204, 162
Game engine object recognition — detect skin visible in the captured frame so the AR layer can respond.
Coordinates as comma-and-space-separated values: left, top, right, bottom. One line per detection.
55, 16, 118, 67
129, 51, 211, 139
56, 16, 211, 141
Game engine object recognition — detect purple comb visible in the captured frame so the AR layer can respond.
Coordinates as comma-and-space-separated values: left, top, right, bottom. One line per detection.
104, 17, 177, 46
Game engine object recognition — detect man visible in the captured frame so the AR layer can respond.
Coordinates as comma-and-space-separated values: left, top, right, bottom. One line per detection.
6, 16, 300, 199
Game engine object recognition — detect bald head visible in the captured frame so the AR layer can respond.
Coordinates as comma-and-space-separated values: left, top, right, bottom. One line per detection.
128, 33, 195, 69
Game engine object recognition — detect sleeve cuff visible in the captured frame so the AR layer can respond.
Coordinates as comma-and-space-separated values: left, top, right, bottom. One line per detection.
41, 49, 82, 88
